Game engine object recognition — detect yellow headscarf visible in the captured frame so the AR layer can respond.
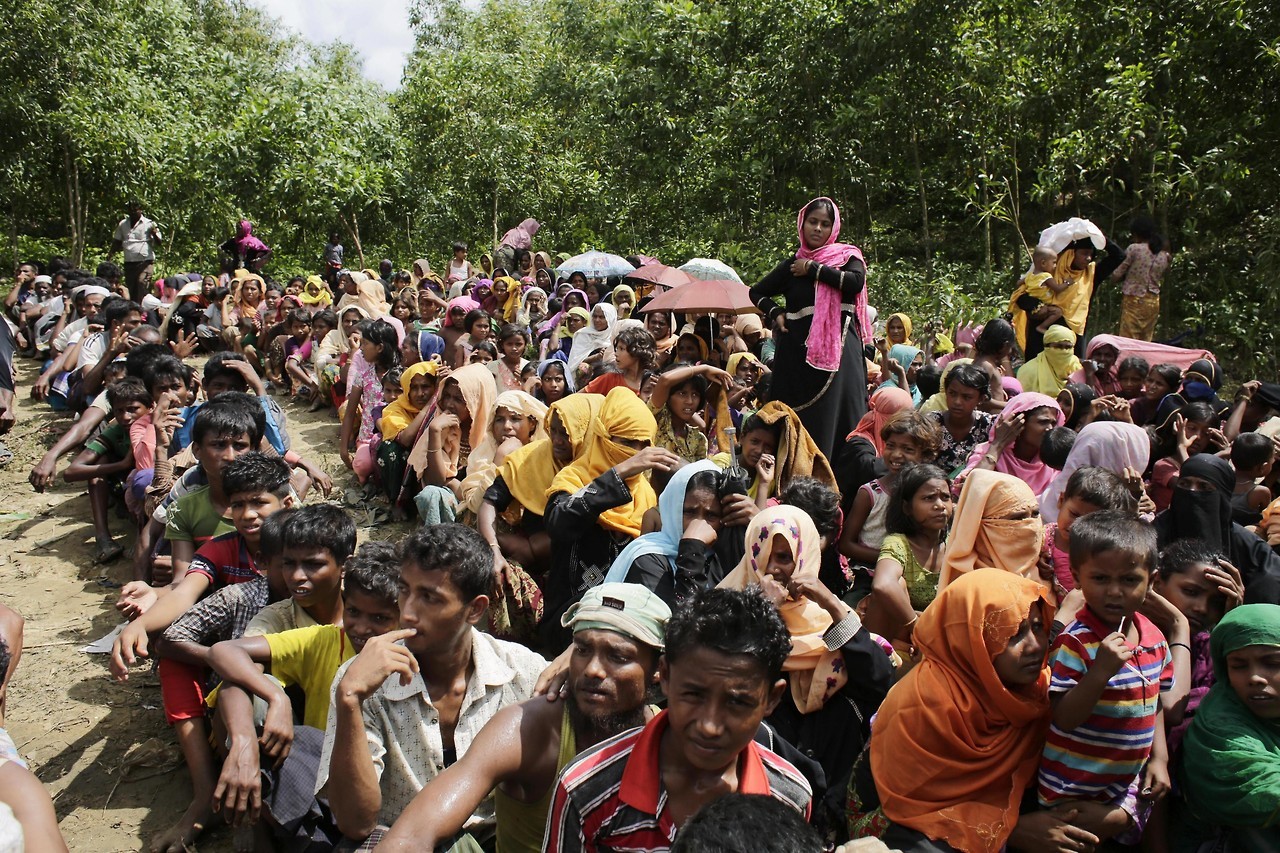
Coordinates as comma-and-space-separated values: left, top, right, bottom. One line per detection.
887, 312, 914, 343
717, 505, 847, 713
461, 391, 549, 513
495, 276, 522, 323
1016, 325, 1081, 396
300, 275, 332, 307
499, 393, 606, 516
1050, 248, 1095, 335
379, 361, 438, 441
919, 358, 973, 414
725, 351, 761, 377
610, 284, 636, 319
547, 387, 657, 536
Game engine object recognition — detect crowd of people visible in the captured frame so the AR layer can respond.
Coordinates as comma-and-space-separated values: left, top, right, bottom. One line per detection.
0, 196, 1276, 853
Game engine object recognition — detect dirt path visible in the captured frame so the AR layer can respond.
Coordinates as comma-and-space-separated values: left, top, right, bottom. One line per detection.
0, 358, 391, 851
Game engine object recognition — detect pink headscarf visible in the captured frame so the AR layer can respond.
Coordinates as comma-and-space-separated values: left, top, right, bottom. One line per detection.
445, 296, 481, 328
1037, 421, 1151, 520
848, 387, 914, 454
795, 198, 869, 371
963, 392, 1064, 497
233, 219, 269, 254
500, 218, 540, 250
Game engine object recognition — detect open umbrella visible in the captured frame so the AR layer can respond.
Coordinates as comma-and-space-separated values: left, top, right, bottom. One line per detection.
639, 279, 759, 316
624, 263, 695, 291
555, 250, 635, 279
679, 258, 743, 284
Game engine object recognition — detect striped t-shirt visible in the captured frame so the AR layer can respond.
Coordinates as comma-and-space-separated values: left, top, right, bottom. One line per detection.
1038, 609, 1173, 806
544, 710, 812, 852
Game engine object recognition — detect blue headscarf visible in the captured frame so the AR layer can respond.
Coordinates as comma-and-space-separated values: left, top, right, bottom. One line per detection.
880, 343, 923, 405
604, 460, 720, 584
417, 331, 445, 362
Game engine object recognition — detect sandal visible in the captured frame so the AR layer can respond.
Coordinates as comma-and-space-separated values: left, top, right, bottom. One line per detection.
92, 542, 125, 564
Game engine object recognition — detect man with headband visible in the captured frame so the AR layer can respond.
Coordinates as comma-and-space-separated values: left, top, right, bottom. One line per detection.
376, 583, 669, 852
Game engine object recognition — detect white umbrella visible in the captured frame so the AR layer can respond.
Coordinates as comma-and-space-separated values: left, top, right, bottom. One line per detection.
1036, 218, 1105, 253
679, 257, 743, 284
555, 250, 634, 279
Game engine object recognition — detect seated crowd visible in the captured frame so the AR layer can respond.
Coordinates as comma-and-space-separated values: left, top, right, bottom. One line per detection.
0, 210, 1277, 853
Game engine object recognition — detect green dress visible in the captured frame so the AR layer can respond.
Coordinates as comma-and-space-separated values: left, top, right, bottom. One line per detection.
878, 533, 940, 612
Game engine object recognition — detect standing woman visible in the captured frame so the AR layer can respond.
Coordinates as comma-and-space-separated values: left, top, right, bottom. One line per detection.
1112, 215, 1171, 342
751, 197, 869, 462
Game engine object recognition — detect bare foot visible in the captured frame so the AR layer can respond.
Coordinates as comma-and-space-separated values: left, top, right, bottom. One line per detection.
149, 800, 214, 853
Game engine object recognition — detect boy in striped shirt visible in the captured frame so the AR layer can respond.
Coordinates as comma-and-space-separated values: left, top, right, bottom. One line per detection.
1038, 511, 1180, 842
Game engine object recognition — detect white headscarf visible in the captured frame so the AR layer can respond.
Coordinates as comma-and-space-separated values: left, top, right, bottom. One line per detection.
567, 303, 618, 376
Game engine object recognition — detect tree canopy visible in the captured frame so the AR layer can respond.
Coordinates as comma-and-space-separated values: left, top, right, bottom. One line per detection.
4, 0, 1278, 373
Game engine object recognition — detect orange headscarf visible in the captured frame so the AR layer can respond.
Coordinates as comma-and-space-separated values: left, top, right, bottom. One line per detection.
547, 387, 657, 537
848, 386, 915, 453
870, 568, 1053, 853
940, 469, 1044, 591
717, 505, 846, 713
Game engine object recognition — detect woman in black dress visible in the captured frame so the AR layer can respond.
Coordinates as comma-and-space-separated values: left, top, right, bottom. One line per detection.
751, 197, 869, 463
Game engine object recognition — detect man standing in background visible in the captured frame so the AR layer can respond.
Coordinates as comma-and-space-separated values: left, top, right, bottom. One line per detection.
110, 199, 161, 303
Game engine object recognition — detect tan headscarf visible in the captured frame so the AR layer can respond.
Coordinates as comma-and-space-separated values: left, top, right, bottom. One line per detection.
940, 469, 1045, 591
460, 391, 549, 513
407, 363, 498, 478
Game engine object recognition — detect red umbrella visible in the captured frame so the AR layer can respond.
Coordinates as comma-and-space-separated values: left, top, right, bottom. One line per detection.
623, 262, 694, 291
638, 279, 759, 315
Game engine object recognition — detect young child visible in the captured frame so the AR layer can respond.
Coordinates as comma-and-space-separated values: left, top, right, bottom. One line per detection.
1038, 511, 1180, 844
1044, 466, 1137, 598
1150, 402, 1222, 511
468, 340, 497, 364
491, 323, 530, 392
1116, 356, 1149, 401
1040, 426, 1077, 471
840, 411, 943, 570
1229, 432, 1274, 528
650, 362, 730, 463
266, 308, 311, 393
288, 308, 333, 403
1023, 246, 1067, 333
448, 240, 473, 282
869, 462, 953, 641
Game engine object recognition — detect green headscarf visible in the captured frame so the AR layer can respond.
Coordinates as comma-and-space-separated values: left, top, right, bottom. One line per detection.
1181, 604, 1280, 830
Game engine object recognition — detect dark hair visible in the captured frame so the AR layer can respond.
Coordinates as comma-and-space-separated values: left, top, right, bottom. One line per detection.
615, 326, 657, 370
345, 540, 401, 605
399, 524, 495, 602
123, 343, 170, 382
497, 323, 528, 346
203, 351, 252, 392
0, 637, 9, 692
886, 463, 951, 535
95, 261, 121, 282
974, 318, 1017, 357
740, 413, 781, 441
258, 509, 291, 561
944, 363, 990, 398
665, 588, 792, 681
1155, 401, 1217, 460
287, 308, 312, 327
471, 341, 498, 359
311, 308, 337, 332
103, 298, 142, 330
1158, 538, 1221, 581
139, 355, 188, 396
670, 793, 821, 853
209, 285, 230, 302
880, 410, 943, 458
452, 241, 467, 253
1231, 431, 1275, 471
280, 504, 357, 564
357, 319, 401, 371
916, 363, 942, 400
779, 477, 841, 541
463, 309, 489, 334
1149, 363, 1181, 393
1062, 466, 1137, 513
191, 393, 266, 448
1130, 215, 1166, 255
264, 282, 283, 296
106, 377, 151, 410
390, 296, 416, 320
1068, 510, 1158, 575
802, 197, 836, 222
1040, 426, 1077, 470
663, 361, 708, 406
685, 470, 722, 501
383, 366, 405, 389
1117, 356, 1149, 378
221, 451, 292, 500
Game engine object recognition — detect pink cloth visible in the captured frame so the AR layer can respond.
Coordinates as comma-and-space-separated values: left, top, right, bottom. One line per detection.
848, 387, 914, 453
232, 220, 269, 255
129, 414, 156, 471
444, 296, 481, 328
1037, 421, 1152, 520
963, 392, 1064, 496
795, 197, 867, 371
1076, 334, 1213, 374
500, 218, 540, 250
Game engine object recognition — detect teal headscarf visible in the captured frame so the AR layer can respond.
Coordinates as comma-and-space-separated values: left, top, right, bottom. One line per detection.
603, 459, 720, 584
880, 344, 923, 406
1181, 604, 1280, 830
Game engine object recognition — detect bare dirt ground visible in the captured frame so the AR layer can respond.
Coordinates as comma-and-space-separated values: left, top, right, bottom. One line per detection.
0, 357, 393, 852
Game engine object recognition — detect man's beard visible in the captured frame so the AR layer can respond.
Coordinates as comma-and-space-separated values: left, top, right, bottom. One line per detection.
566, 682, 648, 742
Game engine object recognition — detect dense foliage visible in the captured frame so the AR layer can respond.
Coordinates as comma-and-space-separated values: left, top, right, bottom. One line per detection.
4, 0, 1278, 373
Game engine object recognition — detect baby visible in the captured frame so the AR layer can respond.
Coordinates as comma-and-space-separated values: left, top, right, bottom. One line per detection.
1023, 246, 1070, 333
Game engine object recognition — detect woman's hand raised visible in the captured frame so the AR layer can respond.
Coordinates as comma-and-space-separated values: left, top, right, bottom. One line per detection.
613, 446, 682, 481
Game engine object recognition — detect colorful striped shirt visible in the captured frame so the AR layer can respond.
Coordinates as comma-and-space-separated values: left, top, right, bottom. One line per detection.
1038, 609, 1173, 806
544, 710, 812, 852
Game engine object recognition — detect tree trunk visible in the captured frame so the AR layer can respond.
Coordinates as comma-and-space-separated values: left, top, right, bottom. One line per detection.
911, 126, 932, 275
340, 211, 364, 269
492, 186, 499, 251
63, 143, 85, 267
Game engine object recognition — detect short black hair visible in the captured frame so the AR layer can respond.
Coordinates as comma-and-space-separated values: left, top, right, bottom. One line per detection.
138, 355, 187, 395
974, 318, 1017, 356
670, 793, 820, 853
916, 362, 942, 400
1117, 356, 1149, 377
1061, 466, 1136, 512
1068, 510, 1158, 575
944, 363, 990, 398
665, 588, 792, 681
258, 509, 291, 561
497, 323, 528, 345
122, 342, 167, 382
106, 377, 151, 410
203, 351, 252, 391
191, 393, 265, 448
886, 463, 951, 535
471, 340, 498, 359
739, 413, 780, 441
452, 241, 467, 253
279, 505, 357, 565
779, 477, 841, 541
311, 308, 337, 331
0, 637, 9, 692
1231, 431, 1275, 471
95, 261, 121, 282
399, 524, 494, 602
221, 452, 292, 500
1158, 538, 1221, 581
1040, 426, 1076, 470
287, 308, 312, 327
345, 540, 401, 606
663, 361, 708, 403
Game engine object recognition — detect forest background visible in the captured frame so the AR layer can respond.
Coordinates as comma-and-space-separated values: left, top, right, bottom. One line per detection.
3, 0, 1278, 376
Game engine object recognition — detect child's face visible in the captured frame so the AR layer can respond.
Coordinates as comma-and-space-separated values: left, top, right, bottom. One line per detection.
615, 343, 634, 370
290, 319, 311, 340
762, 534, 797, 584
945, 381, 983, 420
1185, 420, 1210, 454
263, 555, 288, 599
448, 307, 466, 327
418, 295, 438, 318
1071, 548, 1152, 626
285, 281, 302, 297
502, 336, 525, 362
1056, 496, 1101, 541
359, 335, 382, 365
1225, 645, 1280, 720
992, 608, 1050, 688
469, 349, 494, 364
740, 428, 777, 470
907, 353, 923, 385
151, 374, 186, 403
1021, 407, 1060, 449
470, 318, 490, 339
676, 337, 701, 363
735, 361, 758, 384
265, 291, 281, 309
281, 545, 343, 610
668, 383, 703, 424
492, 406, 534, 443
382, 378, 402, 404
392, 302, 412, 322
408, 375, 435, 409
881, 432, 924, 474
640, 374, 658, 402
454, 248, 467, 260
228, 490, 290, 543
312, 320, 334, 341
909, 477, 952, 532
1034, 251, 1057, 274
194, 431, 254, 484
540, 367, 567, 402
1154, 561, 1226, 634
1118, 369, 1145, 399
112, 399, 150, 428
342, 587, 399, 653
681, 487, 723, 533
